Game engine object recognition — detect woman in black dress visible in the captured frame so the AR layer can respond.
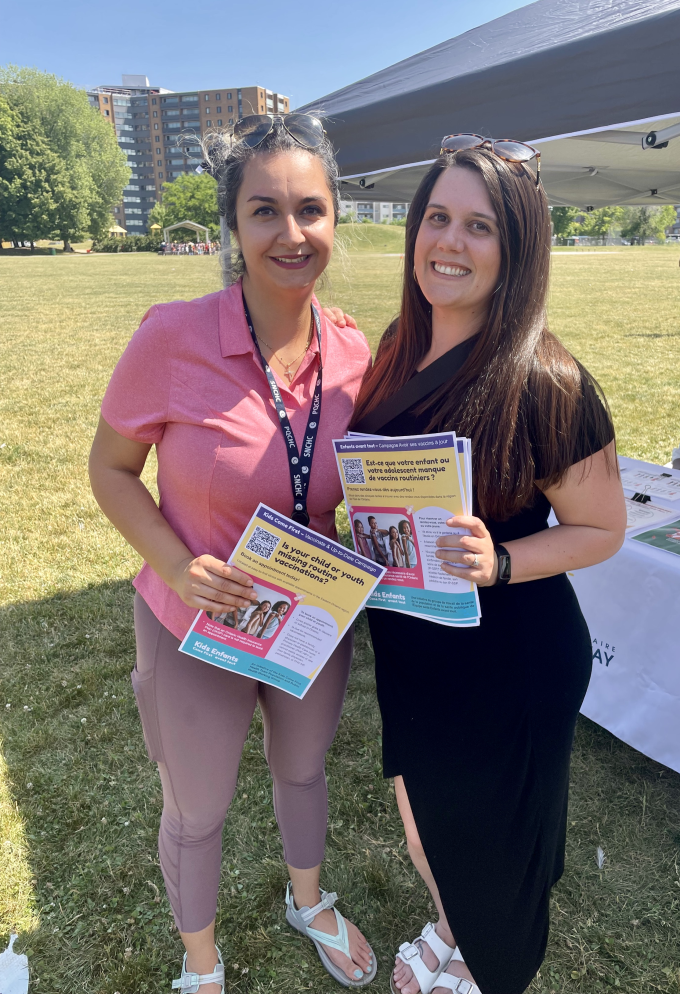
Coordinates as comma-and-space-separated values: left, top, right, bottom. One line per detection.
350, 142, 626, 994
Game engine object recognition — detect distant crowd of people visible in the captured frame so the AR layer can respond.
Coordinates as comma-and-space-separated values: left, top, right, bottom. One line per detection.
160, 240, 220, 256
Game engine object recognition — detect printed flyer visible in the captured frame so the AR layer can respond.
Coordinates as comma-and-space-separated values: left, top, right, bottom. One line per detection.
619, 465, 680, 501
630, 519, 680, 558
179, 504, 385, 698
333, 433, 480, 626
624, 498, 678, 531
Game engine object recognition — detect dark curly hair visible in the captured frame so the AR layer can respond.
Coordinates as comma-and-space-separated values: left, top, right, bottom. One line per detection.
199, 119, 340, 283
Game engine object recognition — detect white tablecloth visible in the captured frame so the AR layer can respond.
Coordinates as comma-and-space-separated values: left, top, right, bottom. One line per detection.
566, 457, 680, 772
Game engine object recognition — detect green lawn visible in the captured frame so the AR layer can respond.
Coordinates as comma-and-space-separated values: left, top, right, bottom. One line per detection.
1, 235, 679, 993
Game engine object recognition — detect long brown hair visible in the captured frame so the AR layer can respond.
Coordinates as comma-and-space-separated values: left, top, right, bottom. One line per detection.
351, 148, 614, 521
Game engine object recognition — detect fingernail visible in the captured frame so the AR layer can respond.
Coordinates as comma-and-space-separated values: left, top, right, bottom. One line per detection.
354, 969, 364, 979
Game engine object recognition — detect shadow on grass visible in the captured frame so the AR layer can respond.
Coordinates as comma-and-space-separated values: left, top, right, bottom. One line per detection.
0, 248, 82, 256
0, 580, 679, 993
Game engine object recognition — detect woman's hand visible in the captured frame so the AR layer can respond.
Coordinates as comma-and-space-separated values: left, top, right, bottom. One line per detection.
321, 306, 358, 329
170, 555, 259, 613
435, 515, 497, 587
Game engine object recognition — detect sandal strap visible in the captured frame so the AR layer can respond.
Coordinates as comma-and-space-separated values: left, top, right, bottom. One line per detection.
434, 974, 481, 994
172, 953, 225, 992
394, 923, 455, 994
396, 940, 441, 994
299, 889, 338, 924
420, 922, 455, 967
305, 907, 350, 956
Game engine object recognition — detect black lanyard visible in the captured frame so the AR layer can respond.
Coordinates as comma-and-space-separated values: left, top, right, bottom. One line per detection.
242, 292, 322, 527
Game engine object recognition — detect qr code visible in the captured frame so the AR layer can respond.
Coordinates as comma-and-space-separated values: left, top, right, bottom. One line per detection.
342, 457, 366, 485
245, 526, 280, 560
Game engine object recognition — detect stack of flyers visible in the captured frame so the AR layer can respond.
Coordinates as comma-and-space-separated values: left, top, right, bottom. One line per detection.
179, 504, 386, 698
333, 432, 480, 627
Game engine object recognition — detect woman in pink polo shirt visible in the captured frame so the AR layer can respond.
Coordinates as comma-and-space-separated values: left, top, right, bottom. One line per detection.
89, 115, 376, 993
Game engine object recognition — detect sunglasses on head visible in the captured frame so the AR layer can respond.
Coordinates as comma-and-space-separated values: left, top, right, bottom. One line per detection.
440, 134, 541, 186
233, 113, 326, 149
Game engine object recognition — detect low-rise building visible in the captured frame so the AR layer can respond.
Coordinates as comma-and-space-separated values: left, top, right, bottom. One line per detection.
341, 200, 409, 223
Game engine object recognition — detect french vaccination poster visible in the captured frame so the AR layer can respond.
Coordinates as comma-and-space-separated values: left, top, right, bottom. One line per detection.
333, 434, 480, 626
179, 504, 386, 698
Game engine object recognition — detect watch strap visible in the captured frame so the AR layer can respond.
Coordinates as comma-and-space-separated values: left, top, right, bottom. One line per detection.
494, 544, 511, 585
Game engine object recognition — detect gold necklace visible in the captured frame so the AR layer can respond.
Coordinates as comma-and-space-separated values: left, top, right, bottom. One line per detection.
256, 314, 314, 382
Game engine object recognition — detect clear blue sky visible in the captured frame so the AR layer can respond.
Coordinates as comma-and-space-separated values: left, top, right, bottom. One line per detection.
1, 0, 533, 107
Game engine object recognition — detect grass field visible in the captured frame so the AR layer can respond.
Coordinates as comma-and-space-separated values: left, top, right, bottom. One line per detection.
1, 228, 679, 994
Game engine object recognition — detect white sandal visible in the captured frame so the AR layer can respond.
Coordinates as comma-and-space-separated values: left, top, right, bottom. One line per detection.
171, 946, 225, 992
285, 882, 378, 988
390, 921, 455, 994
432, 948, 482, 994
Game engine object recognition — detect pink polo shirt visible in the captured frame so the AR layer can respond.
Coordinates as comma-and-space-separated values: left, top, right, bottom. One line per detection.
101, 280, 372, 640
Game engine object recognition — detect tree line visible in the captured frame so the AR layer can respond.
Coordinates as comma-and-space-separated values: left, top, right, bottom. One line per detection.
551, 205, 676, 243
0, 65, 129, 250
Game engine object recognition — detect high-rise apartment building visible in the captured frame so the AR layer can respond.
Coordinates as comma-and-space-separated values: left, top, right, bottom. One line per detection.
87, 75, 290, 233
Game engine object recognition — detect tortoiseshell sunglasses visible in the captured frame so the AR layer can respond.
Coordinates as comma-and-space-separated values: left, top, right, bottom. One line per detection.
440, 133, 541, 186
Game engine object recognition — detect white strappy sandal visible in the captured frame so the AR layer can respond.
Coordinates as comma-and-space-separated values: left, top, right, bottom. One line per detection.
390, 921, 455, 994
285, 882, 378, 988
171, 946, 225, 993
431, 947, 482, 994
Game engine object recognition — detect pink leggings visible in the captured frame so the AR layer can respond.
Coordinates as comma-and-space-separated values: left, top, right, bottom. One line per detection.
132, 593, 353, 933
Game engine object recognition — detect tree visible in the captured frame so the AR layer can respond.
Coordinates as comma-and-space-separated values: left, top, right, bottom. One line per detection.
0, 95, 65, 247
578, 206, 624, 242
550, 206, 579, 237
147, 202, 168, 230
153, 172, 219, 239
620, 205, 676, 244
0, 65, 129, 246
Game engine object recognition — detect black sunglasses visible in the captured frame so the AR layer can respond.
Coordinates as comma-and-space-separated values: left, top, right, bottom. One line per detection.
440, 134, 541, 186
233, 113, 326, 149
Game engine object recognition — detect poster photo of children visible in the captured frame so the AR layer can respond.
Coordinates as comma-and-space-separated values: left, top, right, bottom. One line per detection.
352, 511, 419, 569
207, 583, 292, 639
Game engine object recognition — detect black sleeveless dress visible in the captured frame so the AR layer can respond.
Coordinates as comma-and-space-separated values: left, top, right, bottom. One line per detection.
367, 342, 612, 994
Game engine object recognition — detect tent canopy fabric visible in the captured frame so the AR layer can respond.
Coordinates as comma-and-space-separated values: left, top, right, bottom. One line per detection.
297, 0, 680, 207
108, 224, 127, 235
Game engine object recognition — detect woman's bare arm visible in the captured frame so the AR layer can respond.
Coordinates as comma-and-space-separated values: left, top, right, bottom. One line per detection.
89, 416, 257, 613
436, 441, 626, 585
503, 441, 626, 582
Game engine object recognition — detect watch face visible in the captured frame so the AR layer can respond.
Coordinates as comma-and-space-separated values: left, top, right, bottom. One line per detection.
499, 555, 511, 580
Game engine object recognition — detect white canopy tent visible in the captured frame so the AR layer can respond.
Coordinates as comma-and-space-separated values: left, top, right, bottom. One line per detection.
297, 0, 680, 208
163, 221, 210, 243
